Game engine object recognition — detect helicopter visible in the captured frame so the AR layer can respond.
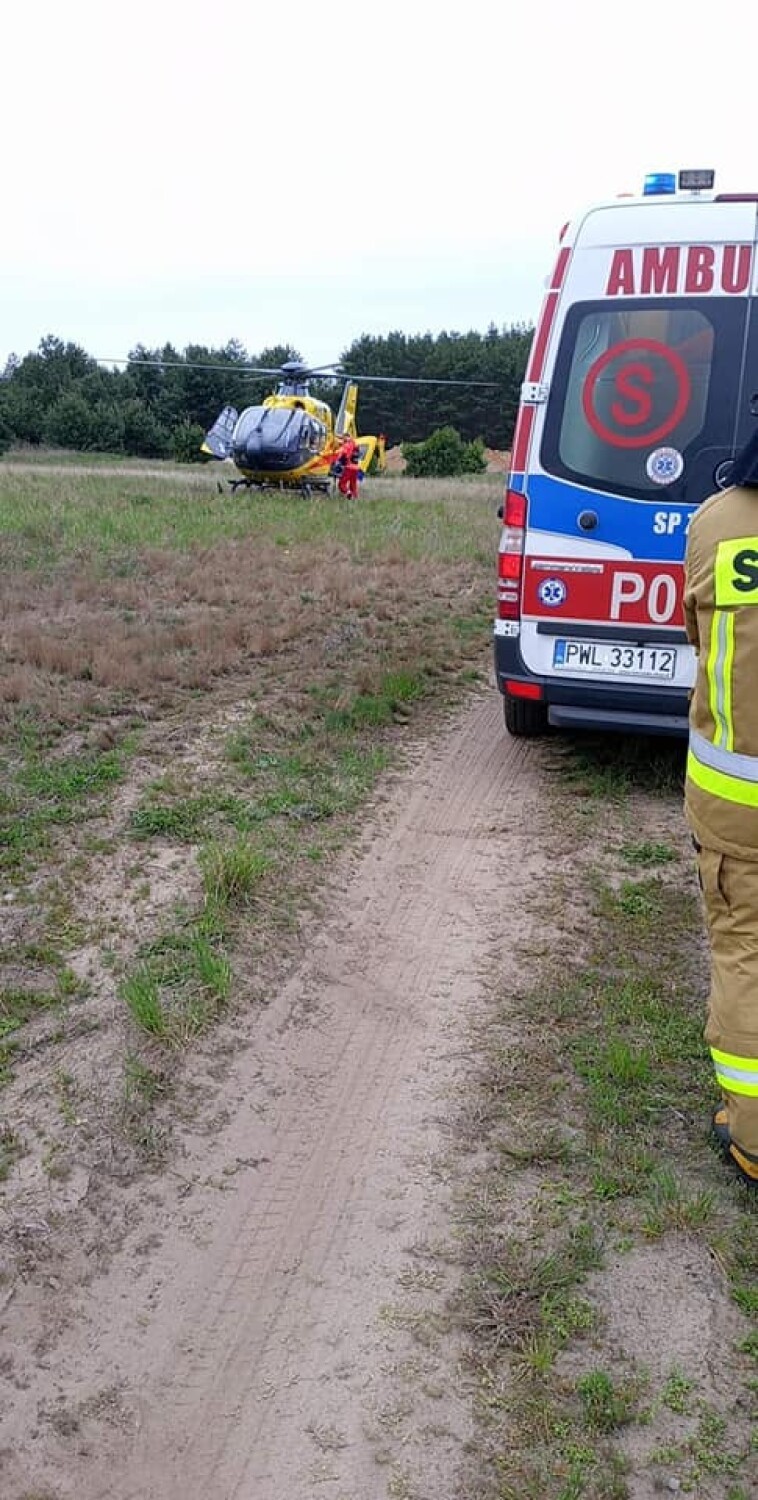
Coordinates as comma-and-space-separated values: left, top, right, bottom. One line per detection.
113, 353, 502, 496
200, 361, 383, 496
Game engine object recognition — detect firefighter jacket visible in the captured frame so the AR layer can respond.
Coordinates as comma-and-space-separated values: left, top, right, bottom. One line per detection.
684, 484, 758, 859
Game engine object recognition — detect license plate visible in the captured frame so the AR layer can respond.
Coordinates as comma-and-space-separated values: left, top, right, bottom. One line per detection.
552, 639, 677, 679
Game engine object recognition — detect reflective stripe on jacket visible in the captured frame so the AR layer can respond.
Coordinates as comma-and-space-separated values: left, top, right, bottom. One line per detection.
684, 485, 758, 859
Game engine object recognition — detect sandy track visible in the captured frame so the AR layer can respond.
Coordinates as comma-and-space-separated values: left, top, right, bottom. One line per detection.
3, 692, 545, 1500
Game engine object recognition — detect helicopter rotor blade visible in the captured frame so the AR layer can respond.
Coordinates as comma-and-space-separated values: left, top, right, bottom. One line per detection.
95, 358, 501, 387
334, 372, 501, 387
97, 358, 292, 376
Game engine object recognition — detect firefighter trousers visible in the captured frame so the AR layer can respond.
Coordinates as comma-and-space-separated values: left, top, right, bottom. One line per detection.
698, 845, 758, 1161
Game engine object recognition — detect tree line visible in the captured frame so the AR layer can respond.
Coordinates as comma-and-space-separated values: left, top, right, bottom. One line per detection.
0, 326, 533, 460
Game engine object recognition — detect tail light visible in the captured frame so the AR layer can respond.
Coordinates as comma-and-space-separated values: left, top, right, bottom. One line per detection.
505, 678, 543, 700
497, 489, 527, 619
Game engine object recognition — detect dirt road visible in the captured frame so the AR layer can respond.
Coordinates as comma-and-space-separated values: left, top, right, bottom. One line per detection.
3, 691, 548, 1500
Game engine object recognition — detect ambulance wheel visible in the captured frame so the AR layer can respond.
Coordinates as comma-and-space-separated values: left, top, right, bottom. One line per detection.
504, 694, 548, 737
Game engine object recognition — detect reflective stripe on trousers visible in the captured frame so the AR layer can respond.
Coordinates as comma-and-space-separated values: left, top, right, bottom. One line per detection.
711, 1046, 758, 1097
696, 838, 758, 1155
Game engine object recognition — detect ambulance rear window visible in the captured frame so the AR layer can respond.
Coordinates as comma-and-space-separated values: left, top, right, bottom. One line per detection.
541, 298, 744, 501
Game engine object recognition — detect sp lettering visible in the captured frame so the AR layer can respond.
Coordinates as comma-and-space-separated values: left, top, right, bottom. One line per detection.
715, 538, 758, 605
653, 510, 692, 536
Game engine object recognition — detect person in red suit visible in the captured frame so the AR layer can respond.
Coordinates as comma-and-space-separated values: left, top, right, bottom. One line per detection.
332, 436, 362, 499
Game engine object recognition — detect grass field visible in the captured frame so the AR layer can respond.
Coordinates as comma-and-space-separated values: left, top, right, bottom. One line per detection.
0, 462, 496, 740
0, 458, 500, 1104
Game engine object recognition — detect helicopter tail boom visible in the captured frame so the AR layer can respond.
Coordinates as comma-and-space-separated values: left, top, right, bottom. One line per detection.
335, 381, 358, 439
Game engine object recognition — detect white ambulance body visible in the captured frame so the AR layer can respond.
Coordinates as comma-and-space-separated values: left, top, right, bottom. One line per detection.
494, 170, 758, 737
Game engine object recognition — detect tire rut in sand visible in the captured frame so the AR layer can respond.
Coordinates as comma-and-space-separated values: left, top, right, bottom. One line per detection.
4, 691, 552, 1500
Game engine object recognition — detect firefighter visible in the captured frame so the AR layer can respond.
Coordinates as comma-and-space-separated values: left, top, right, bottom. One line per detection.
684, 426, 758, 1187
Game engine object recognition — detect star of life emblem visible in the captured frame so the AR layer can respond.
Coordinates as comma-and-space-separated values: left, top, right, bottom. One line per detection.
537, 577, 567, 608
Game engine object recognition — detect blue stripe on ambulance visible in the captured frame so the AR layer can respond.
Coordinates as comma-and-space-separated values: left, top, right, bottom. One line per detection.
518, 474, 698, 562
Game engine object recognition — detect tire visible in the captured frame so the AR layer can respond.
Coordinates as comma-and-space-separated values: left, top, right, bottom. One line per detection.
503, 693, 549, 738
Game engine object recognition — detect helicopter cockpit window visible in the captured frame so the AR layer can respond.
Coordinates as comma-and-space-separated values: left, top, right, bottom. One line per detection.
261, 408, 302, 439
232, 404, 326, 458
232, 406, 267, 445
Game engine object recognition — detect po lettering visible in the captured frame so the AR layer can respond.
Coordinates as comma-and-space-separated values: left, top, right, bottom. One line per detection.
610, 571, 678, 623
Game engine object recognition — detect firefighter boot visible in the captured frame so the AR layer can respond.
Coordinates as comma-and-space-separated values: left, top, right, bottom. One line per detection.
711, 1107, 758, 1188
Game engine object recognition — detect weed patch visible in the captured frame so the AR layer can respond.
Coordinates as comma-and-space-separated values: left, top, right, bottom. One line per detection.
200, 838, 270, 912
620, 839, 676, 868
120, 924, 233, 1044
319, 671, 427, 733
119, 1053, 172, 1163
0, 954, 86, 1088
0, 1124, 24, 1181
0, 743, 131, 875
554, 734, 686, 801
129, 791, 247, 843
463, 1223, 603, 1358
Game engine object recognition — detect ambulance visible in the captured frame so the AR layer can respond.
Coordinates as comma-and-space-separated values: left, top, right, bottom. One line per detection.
494, 169, 758, 737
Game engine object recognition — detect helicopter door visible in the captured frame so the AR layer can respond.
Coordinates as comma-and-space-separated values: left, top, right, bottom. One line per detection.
201, 405, 239, 460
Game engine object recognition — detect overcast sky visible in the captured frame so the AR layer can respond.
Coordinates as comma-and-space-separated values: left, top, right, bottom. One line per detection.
2, 0, 755, 370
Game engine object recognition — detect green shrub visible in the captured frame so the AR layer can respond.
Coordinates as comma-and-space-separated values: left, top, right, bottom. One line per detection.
44, 392, 97, 450
173, 421, 207, 464
121, 399, 171, 459
402, 425, 487, 478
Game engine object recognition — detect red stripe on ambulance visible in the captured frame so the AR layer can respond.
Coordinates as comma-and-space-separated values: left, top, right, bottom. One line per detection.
606, 243, 753, 296
550, 247, 571, 290
511, 247, 572, 473
510, 405, 534, 472
527, 247, 572, 382
523, 559, 684, 626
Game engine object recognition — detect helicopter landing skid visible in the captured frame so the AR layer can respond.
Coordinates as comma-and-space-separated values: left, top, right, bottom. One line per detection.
227, 477, 331, 499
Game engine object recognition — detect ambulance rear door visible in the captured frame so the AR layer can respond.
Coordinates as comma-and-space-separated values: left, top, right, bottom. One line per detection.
518, 197, 758, 694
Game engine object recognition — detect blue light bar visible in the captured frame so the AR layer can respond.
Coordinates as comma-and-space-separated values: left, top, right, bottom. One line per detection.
644, 172, 677, 196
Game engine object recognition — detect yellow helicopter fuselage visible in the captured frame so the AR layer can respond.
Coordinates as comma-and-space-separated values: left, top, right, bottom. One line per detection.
203, 376, 384, 493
